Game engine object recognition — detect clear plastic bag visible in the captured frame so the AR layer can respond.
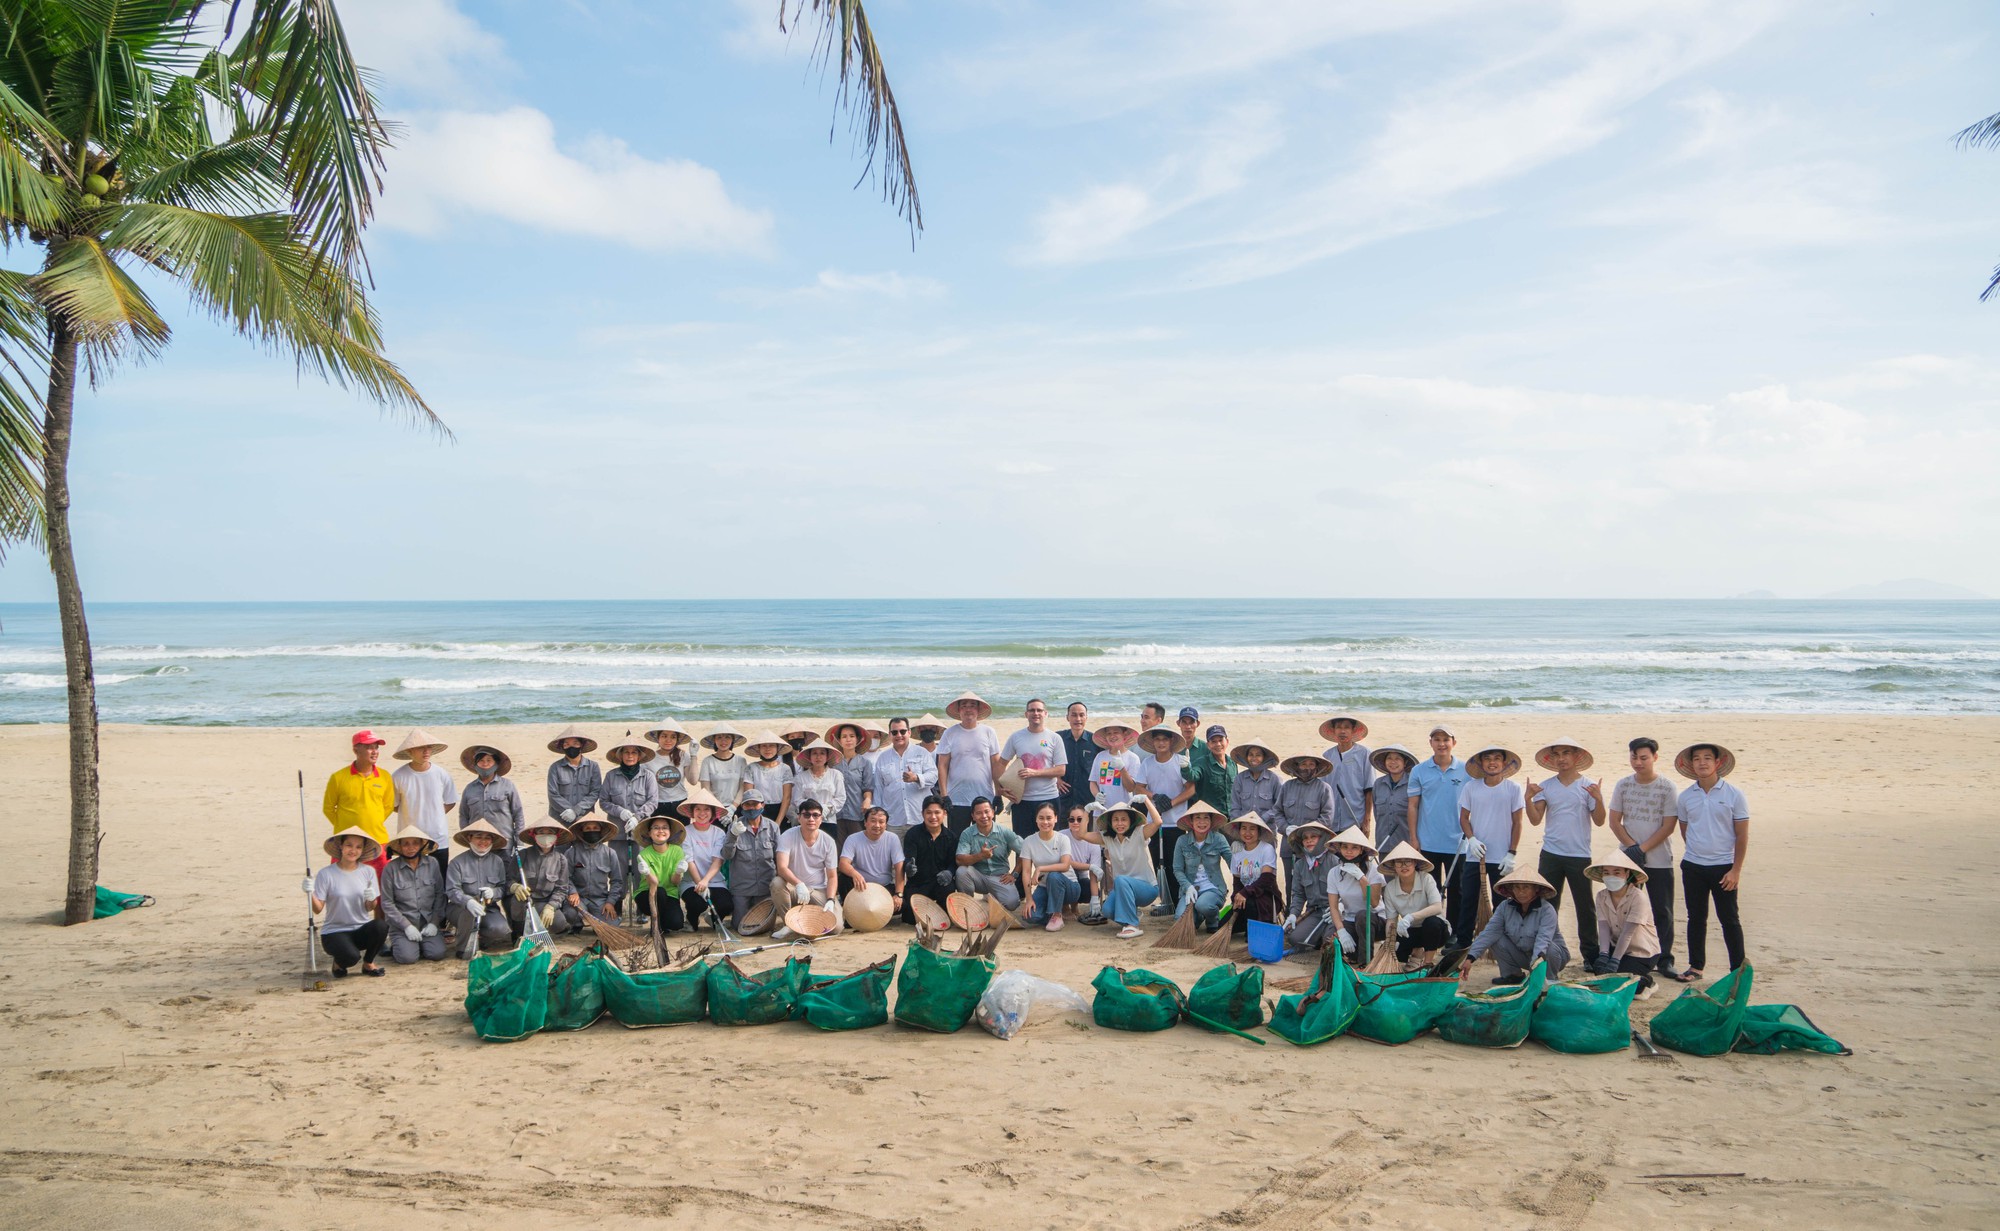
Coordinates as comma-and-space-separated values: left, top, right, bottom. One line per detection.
974, 969, 1091, 1040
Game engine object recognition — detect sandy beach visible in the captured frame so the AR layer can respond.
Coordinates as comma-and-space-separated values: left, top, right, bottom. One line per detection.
1, 712, 1995, 1230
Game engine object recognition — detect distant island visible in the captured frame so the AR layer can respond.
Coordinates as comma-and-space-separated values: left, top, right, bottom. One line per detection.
1731, 578, 1989, 600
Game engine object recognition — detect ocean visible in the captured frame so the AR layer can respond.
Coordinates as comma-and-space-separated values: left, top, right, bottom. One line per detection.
0, 599, 1994, 726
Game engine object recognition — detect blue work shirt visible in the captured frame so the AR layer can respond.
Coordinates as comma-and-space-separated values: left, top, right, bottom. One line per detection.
1407, 756, 1471, 852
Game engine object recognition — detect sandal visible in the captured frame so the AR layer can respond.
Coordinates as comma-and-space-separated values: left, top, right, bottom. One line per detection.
1674, 968, 1704, 984
362, 964, 386, 977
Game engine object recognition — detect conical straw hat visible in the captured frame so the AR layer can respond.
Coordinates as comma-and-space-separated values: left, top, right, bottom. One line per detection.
1368, 743, 1420, 774
603, 733, 656, 765
1230, 739, 1279, 769
700, 723, 747, 752
322, 825, 382, 862
784, 902, 840, 938
1495, 867, 1557, 898
1139, 724, 1188, 754
909, 894, 952, 931
1280, 752, 1332, 778
946, 891, 989, 931
459, 744, 512, 776
1674, 742, 1736, 779
1317, 715, 1371, 742
384, 824, 437, 855
843, 884, 894, 932
781, 726, 821, 746
547, 724, 599, 755
676, 786, 728, 818
945, 691, 993, 720
1329, 825, 1376, 852
1179, 800, 1226, 830
1286, 820, 1336, 851
643, 718, 692, 743
452, 818, 507, 847
1092, 717, 1140, 743
910, 714, 948, 737
793, 737, 841, 764
1377, 841, 1431, 872
743, 731, 790, 758
392, 728, 448, 760
1230, 811, 1275, 841
637, 812, 686, 844
519, 819, 574, 846
736, 898, 776, 936
1466, 746, 1524, 778
1534, 738, 1594, 772
1586, 849, 1649, 885
1089, 802, 1142, 834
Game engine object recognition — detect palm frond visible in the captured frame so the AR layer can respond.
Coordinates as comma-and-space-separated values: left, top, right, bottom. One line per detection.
105, 200, 439, 431
0, 265, 46, 554
779, 0, 922, 237
1954, 110, 2000, 150
122, 128, 284, 213
34, 233, 169, 355
0, 132, 62, 229
222, 0, 388, 276
1982, 261, 2000, 303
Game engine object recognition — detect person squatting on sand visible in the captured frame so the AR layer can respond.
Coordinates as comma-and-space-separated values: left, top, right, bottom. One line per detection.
380, 825, 448, 964
1468, 866, 1571, 983
954, 797, 1024, 910
310, 827, 387, 976
1078, 797, 1163, 939
722, 786, 777, 933
1327, 827, 1386, 959
1282, 820, 1338, 950
518, 819, 582, 936
1378, 842, 1451, 969
1227, 812, 1283, 933
447, 819, 517, 956
1169, 801, 1232, 934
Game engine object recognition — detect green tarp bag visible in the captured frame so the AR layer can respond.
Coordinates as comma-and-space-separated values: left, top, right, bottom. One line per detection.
1734, 1004, 1851, 1056
798, 956, 896, 1031
1269, 943, 1360, 1046
1650, 964, 1754, 1057
1351, 970, 1460, 1045
599, 958, 710, 1027
1091, 967, 1185, 1032
708, 956, 811, 1026
1529, 974, 1639, 1054
93, 886, 153, 919
1437, 961, 1547, 1048
1187, 964, 1265, 1033
543, 953, 606, 1032
465, 943, 552, 1042
894, 942, 996, 1033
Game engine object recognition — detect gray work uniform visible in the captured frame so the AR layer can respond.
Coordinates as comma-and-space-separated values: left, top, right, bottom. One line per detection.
599, 765, 658, 834
567, 835, 630, 918
459, 777, 527, 850
1372, 774, 1412, 856
1468, 898, 1571, 980
380, 855, 448, 963
1284, 847, 1337, 950
723, 820, 779, 929
518, 844, 581, 934
1232, 768, 1282, 825
546, 757, 603, 823
446, 848, 517, 955
1275, 779, 1335, 835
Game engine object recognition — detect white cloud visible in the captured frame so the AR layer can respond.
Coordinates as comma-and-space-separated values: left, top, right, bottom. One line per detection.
807, 269, 946, 298
378, 107, 773, 254
338, 0, 508, 100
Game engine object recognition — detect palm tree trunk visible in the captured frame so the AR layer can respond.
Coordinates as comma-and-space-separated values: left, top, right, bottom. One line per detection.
44, 320, 101, 925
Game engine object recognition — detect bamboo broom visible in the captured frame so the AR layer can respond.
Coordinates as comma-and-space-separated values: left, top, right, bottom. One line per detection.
1151, 887, 1200, 950
1365, 912, 1404, 974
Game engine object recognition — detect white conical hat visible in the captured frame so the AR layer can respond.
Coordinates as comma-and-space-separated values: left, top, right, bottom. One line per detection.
547, 724, 598, 755
1329, 825, 1376, 853
1377, 841, 1431, 872
1534, 738, 1594, 772
393, 728, 448, 760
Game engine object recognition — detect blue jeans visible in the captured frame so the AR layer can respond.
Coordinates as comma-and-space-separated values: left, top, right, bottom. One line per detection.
1183, 885, 1225, 926
1106, 877, 1159, 927
1028, 873, 1081, 922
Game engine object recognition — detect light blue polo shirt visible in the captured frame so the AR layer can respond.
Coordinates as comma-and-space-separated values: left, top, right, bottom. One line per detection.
1407, 756, 1471, 852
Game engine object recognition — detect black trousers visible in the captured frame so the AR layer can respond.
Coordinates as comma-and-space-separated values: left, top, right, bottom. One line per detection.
1538, 851, 1601, 960
682, 886, 732, 930
1152, 827, 1184, 904
1643, 863, 1677, 967
946, 804, 976, 841
321, 919, 386, 969
1394, 915, 1453, 961
644, 885, 686, 932
1613, 953, 1657, 991
1682, 860, 1744, 971
430, 847, 451, 885
1449, 860, 1504, 947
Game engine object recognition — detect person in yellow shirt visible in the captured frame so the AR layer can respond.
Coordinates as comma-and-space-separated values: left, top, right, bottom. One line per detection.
324, 730, 398, 866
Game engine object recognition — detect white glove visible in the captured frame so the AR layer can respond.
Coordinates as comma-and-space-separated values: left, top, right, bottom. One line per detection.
559, 808, 577, 824
1396, 916, 1412, 937
404, 924, 422, 942
1458, 836, 1486, 860
478, 886, 497, 902
729, 820, 746, 836
1334, 862, 1362, 880
422, 922, 439, 938
300, 877, 315, 896
1338, 930, 1356, 956
1499, 853, 1517, 875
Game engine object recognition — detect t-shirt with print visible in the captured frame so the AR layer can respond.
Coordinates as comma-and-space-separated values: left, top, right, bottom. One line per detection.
1456, 778, 1524, 862
1230, 842, 1277, 887
1090, 749, 1143, 806
1000, 727, 1068, 802
937, 723, 1002, 805
1020, 831, 1074, 874
1610, 775, 1679, 869
1531, 775, 1597, 859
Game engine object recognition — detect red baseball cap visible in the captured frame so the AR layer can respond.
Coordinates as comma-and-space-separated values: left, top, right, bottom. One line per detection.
351, 729, 386, 747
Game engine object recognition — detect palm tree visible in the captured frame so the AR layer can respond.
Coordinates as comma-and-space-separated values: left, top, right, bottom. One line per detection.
1956, 109, 2000, 300
0, 0, 919, 925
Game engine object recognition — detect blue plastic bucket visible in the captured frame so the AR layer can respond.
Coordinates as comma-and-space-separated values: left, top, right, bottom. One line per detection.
1246, 919, 1286, 964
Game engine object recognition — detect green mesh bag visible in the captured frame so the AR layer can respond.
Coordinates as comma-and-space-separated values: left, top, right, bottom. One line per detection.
1186, 964, 1265, 1033
1529, 974, 1639, 1054
1437, 960, 1546, 1048
1351, 970, 1460, 1045
894, 942, 996, 1033
543, 953, 606, 1032
598, 958, 710, 1027
1091, 967, 1185, 1032
1269, 943, 1359, 1046
465, 943, 552, 1042
708, 956, 811, 1026
1734, 1003, 1850, 1056
1650, 964, 1754, 1057
798, 956, 896, 1031
93, 886, 153, 918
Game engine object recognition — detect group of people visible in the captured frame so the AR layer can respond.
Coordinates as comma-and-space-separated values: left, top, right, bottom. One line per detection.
311, 693, 1750, 994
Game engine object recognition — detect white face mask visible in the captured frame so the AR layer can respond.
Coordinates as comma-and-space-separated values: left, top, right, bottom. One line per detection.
1601, 874, 1627, 892
535, 834, 557, 850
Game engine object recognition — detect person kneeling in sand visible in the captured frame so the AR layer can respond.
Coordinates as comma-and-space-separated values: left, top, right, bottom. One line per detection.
1377, 842, 1450, 970
635, 814, 688, 932
953, 797, 1025, 911
518, 820, 582, 936
1588, 850, 1658, 995
380, 825, 448, 964
1467, 867, 1570, 984
772, 799, 842, 934
722, 787, 777, 932
1170, 802, 1232, 934
1227, 812, 1284, 933
446, 819, 517, 958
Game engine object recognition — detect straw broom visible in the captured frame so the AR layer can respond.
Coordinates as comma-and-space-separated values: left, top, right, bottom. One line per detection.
1365, 912, 1404, 974
1152, 887, 1199, 950
1475, 864, 1494, 934
1192, 910, 1240, 958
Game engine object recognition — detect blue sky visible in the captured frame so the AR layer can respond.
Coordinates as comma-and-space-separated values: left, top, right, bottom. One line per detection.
1, 0, 1995, 601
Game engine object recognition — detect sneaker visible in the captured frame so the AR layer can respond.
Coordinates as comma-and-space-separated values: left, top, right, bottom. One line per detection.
1045, 915, 1064, 932
1148, 905, 1174, 917
1116, 925, 1143, 939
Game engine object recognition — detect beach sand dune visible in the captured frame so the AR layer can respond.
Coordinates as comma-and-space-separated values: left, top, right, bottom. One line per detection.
0, 715, 1994, 1229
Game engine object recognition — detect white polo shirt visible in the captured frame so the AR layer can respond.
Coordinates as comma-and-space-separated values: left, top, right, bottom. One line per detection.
1678, 779, 1748, 866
